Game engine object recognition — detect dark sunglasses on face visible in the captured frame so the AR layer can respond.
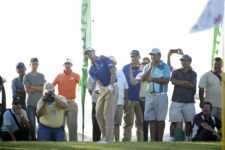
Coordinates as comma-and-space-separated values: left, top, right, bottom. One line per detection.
141, 62, 148, 65
32, 64, 39, 66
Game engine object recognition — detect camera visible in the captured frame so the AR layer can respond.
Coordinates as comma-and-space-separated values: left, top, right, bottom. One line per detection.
43, 91, 55, 102
131, 65, 139, 70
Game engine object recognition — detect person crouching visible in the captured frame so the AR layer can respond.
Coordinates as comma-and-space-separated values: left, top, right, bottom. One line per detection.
36, 82, 67, 141
1, 97, 30, 141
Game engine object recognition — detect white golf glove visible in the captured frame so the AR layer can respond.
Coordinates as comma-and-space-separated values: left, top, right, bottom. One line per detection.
107, 85, 113, 93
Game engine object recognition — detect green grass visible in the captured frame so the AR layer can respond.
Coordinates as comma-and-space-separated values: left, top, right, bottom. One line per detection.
0, 142, 221, 150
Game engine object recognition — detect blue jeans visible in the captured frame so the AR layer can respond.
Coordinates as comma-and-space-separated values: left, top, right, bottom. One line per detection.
139, 100, 149, 141
37, 124, 65, 141
27, 105, 37, 141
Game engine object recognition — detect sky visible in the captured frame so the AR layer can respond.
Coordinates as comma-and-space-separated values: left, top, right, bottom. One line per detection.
0, 0, 224, 140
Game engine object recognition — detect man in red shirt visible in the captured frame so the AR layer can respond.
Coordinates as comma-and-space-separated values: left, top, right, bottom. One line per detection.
52, 58, 80, 141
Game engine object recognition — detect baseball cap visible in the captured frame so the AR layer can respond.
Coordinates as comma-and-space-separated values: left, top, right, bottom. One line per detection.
149, 48, 161, 55
64, 58, 73, 64
44, 82, 54, 92
12, 96, 22, 105
130, 50, 140, 57
16, 62, 26, 69
84, 47, 94, 55
180, 54, 192, 61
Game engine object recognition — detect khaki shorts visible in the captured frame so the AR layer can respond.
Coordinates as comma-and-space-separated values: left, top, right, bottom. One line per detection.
144, 94, 168, 121
169, 101, 196, 122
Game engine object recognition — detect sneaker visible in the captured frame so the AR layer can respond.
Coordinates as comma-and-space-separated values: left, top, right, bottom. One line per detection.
185, 136, 190, 142
96, 137, 106, 144
97, 140, 114, 144
168, 137, 174, 142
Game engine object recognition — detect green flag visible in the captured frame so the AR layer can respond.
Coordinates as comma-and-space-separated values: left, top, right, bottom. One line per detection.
81, 0, 91, 141
211, 26, 221, 67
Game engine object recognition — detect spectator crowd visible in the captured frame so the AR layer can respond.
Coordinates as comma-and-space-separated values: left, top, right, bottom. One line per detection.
0, 48, 223, 143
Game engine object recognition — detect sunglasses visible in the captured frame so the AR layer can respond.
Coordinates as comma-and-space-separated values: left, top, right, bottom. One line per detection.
141, 62, 148, 65
32, 63, 39, 66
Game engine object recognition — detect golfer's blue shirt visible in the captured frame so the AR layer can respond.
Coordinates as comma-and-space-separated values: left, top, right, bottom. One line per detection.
89, 56, 115, 87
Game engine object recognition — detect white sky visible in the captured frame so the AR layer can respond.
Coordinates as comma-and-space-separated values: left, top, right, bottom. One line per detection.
0, 0, 224, 140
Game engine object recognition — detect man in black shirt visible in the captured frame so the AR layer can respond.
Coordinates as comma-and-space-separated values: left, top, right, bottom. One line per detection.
169, 54, 197, 141
192, 101, 221, 141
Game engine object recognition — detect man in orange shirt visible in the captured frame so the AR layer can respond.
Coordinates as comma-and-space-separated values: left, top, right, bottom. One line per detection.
52, 58, 80, 141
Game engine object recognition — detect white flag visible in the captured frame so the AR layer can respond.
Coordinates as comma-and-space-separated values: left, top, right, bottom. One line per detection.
190, 0, 224, 33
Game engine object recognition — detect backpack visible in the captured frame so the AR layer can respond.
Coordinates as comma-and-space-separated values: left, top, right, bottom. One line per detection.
174, 128, 185, 141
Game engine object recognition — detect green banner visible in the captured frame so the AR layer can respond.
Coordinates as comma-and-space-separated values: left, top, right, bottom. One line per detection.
211, 26, 221, 67
81, 0, 91, 141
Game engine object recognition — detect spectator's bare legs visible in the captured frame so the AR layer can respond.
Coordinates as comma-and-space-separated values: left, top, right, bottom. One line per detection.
150, 121, 157, 141
150, 121, 165, 141
185, 122, 192, 138
157, 121, 165, 141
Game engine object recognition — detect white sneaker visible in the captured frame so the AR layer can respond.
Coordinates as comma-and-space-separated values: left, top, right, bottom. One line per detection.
96, 137, 106, 144
97, 140, 114, 144
168, 137, 174, 142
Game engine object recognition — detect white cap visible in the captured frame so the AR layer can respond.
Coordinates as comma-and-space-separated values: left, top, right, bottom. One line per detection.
84, 47, 94, 54
64, 58, 73, 64
44, 82, 54, 92
149, 48, 161, 55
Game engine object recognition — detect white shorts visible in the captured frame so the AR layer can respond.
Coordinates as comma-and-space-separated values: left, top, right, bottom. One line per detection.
169, 101, 196, 122
144, 94, 168, 121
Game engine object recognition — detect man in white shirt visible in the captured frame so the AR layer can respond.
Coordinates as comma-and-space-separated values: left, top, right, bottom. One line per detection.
109, 56, 129, 142
199, 57, 225, 121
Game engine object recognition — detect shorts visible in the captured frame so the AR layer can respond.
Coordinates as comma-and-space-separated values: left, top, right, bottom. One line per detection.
144, 93, 168, 121
169, 101, 195, 122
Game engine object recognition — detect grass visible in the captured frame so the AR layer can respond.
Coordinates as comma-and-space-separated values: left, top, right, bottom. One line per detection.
0, 142, 221, 150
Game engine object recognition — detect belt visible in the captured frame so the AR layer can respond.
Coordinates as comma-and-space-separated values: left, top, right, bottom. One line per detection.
148, 92, 166, 96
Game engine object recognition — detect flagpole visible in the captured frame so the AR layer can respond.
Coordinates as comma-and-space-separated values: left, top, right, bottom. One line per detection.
81, 0, 91, 142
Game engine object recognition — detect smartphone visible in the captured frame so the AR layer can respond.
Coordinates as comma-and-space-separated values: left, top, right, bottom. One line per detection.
170, 49, 179, 53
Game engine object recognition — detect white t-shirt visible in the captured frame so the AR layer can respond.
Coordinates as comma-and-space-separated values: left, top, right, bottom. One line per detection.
199, 71, 225, 108
116, 70, 129, 105
87, 77, 98, 103
135, 72, 148, 98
